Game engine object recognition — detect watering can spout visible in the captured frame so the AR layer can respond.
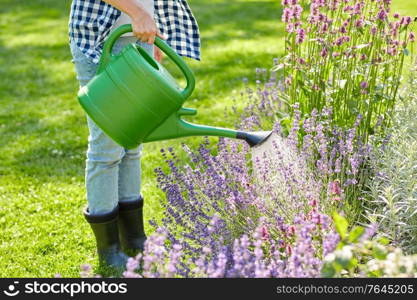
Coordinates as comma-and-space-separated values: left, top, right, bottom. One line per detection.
236, 131, 273, 147
143, 107, 273, 147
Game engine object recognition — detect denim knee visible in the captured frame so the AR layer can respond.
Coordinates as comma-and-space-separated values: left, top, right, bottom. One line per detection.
123, 144, 143, 160
86, 116, 124, 166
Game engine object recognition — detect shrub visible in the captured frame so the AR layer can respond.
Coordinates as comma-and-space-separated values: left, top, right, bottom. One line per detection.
278, 0, 415, 140
365, 77, 417, 254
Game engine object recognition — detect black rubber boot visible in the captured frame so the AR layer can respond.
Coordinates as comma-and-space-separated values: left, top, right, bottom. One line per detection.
83, 205, 129, 269
118, 197, 147, 253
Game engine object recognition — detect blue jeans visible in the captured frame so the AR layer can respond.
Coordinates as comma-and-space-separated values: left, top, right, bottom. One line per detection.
70, 38, 154, 215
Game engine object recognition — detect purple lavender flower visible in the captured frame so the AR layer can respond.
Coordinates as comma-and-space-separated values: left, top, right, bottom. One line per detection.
329, 180, 342, 196
377, 9, 388, 22
400, 16, 412, 26
360, 81, 369, 90
320, 47, 328, 57
410, 32, 416, 42
282, 7, 293, 23
355, 18, 364, 28
286, 23, 295, 33
293, 5, 303, 20
296, 28, 306, 44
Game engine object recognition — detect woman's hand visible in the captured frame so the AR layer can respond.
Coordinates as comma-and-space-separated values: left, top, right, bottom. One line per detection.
103, 0, 166, 44
154, 47, 163, 62
130, 7, 165, 45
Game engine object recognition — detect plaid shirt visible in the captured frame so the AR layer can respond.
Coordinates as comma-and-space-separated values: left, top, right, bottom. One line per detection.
69, 0, 201, 64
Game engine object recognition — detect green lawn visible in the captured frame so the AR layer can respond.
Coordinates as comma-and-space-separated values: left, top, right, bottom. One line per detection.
0, 0, 416, 277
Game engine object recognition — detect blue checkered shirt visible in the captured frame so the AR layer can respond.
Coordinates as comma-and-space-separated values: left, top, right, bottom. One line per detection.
69, 0, 201, 64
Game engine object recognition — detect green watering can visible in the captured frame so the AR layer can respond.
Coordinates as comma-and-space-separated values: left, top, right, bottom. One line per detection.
78, 24, 272, 149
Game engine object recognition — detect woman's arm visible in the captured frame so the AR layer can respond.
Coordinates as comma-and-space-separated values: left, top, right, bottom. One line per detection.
102, 0, 164, 44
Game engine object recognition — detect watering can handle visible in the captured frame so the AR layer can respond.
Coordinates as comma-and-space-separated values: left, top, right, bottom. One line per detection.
98, 24, 195, 99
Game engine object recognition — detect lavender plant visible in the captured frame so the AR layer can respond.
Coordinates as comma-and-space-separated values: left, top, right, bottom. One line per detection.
115, 100, 374, 277
278, 0, 415, 140
122, 212, 339, 278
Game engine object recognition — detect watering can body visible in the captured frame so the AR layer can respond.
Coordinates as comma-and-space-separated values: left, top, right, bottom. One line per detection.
78, 24, 271, 149
78, 25, 195, 149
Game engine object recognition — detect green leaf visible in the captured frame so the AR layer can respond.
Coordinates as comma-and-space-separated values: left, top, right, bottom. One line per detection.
403, 48, 410, 56
333, 212, 349, 240
347, 257, 358, 269
280, 118, 292, 135
372, 244, 388, 260
367, 269, 383, 278
321, 262, 336, 278
348, 226, 365, 243
378, 237, 390, 246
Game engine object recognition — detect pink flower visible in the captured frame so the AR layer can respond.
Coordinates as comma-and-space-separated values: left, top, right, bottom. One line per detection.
390, 21, 401, 36
410, 32, 416, 42
309, 199, 318, 207
387, 46, 398, 56
286, 245, 292, 256
370, 26, 378, 35
296, 28, 306, 44
335, 36, 350, 46
360, 81, 369, 90
355, 18, 364, 28
320, 47, 328, 57
329, 0, 340, 11
293, 5, 303, 20
261, 225, 270, 240
287, 225, 296, 236
377, 9, 388, 22
329, 180, 342, 196
297, 57, 306, 64
391, 40, 400, 46
353, 2, 362, 15
282, 7, 293, 23
344, 5, 353, 13
339, 26, 347, 34
286, 23, 295, 33
393, 13, 400, 19
401, 16, 412, 26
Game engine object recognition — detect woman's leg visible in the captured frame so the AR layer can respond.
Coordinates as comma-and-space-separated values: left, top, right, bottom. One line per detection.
70, 39, 130, 268
70, 41, 125, 215
117, 41, 154, 253
118, 41, 154, 203
71, 37, 146, 214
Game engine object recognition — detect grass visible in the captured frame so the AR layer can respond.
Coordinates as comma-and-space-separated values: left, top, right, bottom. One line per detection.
0, 0, 416, 277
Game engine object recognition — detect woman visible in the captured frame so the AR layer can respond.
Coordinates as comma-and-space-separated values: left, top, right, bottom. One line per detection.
69, 0, 200, 269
